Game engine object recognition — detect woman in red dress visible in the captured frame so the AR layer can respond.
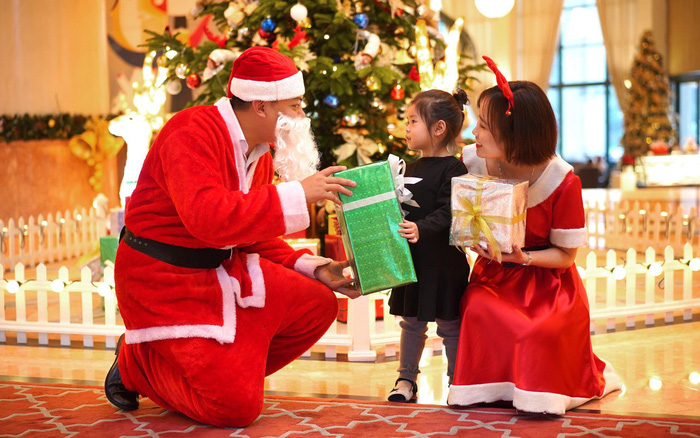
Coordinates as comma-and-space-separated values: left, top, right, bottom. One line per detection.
447, 59, 621, 415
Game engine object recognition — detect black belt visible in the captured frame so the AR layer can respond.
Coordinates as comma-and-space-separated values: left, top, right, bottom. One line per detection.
501, 245, 550, 267
120, 227, 232, 269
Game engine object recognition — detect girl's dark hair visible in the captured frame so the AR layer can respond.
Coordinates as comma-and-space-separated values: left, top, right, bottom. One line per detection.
410, 88, 470, 154
477, 81, 557, 166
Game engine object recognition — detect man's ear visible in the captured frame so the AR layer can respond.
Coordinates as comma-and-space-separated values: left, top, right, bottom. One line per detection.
432, 120, 447, 137
252, 100, 267, 117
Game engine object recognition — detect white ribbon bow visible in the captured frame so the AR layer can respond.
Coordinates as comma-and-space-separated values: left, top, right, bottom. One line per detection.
388, 154, 420, 217
334, 130, 379, 165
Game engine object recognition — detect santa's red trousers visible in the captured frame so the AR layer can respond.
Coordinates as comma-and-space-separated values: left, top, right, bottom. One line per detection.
117, 257, 338, 427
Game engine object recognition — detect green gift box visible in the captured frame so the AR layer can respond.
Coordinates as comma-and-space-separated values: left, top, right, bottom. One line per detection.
100, 236, 119, 266
334, 160, 417, 295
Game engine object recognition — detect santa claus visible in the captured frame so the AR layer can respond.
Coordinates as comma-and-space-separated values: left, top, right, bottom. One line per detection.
104, 46, 359, 427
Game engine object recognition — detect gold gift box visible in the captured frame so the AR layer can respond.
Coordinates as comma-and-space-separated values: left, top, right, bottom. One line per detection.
450, 174, 528, 258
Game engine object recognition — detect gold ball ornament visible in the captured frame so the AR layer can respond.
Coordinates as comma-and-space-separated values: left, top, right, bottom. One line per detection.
365, 74, 381, 91
299, 17, 312, 29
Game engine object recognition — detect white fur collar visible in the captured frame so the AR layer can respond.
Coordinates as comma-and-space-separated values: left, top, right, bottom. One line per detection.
461, 145, 573, 208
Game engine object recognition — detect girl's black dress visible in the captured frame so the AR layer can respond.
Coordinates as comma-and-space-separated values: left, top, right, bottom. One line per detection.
389, 156, 470, 321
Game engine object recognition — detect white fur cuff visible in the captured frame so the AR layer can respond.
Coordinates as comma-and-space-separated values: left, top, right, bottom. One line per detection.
294, 253, 333, 278
276, 181, 310, 235
550, 227, 588, 248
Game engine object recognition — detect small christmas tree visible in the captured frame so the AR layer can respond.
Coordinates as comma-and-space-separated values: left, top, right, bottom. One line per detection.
620, 30, 677, 160
143, 0, 482, 168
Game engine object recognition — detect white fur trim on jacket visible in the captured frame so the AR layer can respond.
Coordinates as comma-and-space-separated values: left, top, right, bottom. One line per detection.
124, 265, 238, 345
294, 253, 333, 278
236, 253, 266, 308
526, 156, 573, 208
461, 145, 574, 208
215, 97, 250, 193
550, 227, 588, 248
230, 71, 305, 102
276, 181, 310, 235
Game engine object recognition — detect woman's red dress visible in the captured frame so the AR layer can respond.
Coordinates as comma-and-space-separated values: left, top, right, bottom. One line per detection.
448, 146, 621, 414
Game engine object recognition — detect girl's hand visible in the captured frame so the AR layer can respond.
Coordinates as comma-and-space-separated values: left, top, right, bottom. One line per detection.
399, 220, 419, 243
469, 243, 528, 265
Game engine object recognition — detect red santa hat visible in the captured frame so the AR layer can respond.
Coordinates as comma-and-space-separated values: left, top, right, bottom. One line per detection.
227, 47, 305, 101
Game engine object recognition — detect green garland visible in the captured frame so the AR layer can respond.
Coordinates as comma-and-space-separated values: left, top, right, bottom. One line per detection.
0, 113, 118, 143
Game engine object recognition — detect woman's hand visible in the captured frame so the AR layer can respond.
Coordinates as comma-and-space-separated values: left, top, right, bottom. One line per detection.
469, 243, 528, 265
314, 260, 360, 298
399, 220, 419, 243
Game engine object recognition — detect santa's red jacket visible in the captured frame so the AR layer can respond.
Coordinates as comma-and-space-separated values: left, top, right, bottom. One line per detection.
115, 98, 327, 345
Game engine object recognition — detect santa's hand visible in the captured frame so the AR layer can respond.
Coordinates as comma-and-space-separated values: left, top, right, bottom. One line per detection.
301, 166, 356, 205
398, 220, 419, 243
314, 260, 360, 298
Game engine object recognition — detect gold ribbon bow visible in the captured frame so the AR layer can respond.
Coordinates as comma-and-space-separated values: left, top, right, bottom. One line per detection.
451, 178, 526, 263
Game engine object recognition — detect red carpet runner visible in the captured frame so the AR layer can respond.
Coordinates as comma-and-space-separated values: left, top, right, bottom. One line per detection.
1, 381, 699, 437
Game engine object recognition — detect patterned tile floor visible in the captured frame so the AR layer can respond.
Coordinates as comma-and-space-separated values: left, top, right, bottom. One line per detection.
1, 317, 699, 419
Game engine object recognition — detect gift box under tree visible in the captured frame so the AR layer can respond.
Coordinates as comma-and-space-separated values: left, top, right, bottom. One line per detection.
334, 160, 417, 295
450, 174, 528, 262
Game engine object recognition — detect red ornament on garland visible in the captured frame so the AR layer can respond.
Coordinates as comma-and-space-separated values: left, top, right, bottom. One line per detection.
258, 28, 271, 39
390, 84, 405, 100
186, 73, 202, 89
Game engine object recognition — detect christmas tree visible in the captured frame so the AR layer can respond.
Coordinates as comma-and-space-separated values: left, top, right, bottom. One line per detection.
620, 30, 677, 161
143, 0, 482, 168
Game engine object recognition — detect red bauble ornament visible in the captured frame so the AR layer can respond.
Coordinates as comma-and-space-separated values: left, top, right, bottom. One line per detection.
390, 84, 405, 100
258, 28, 271, 39
621, 155, 635, 165
186, 73, 202, 89
649, 140, 670, 155
408, 65, 420, 82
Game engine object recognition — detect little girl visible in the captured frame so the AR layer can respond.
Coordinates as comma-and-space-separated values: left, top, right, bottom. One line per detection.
388, 89, 471, 402
448, 57, 621, 414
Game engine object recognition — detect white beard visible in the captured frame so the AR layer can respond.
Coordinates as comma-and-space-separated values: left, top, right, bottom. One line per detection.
273, 113, 320, 182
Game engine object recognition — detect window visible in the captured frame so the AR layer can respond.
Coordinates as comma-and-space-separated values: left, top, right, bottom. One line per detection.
549, 0, 623, 172
673, 74, 700, 150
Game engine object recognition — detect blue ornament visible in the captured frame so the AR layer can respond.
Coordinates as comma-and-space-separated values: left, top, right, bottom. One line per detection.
261, 17, 277, 33
353, 13, 369, 29
323, 94, 339, 108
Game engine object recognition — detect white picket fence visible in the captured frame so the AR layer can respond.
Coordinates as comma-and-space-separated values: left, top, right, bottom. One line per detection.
585, 199, 700, 254
2, 243, 699, 361
0, 263, 120, 349
0, 209, 105, 271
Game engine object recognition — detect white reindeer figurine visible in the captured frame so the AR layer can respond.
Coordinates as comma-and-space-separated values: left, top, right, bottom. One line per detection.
108, 112, 153, 206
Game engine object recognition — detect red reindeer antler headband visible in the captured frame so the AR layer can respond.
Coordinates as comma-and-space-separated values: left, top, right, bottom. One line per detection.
483, 56, 514, 116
